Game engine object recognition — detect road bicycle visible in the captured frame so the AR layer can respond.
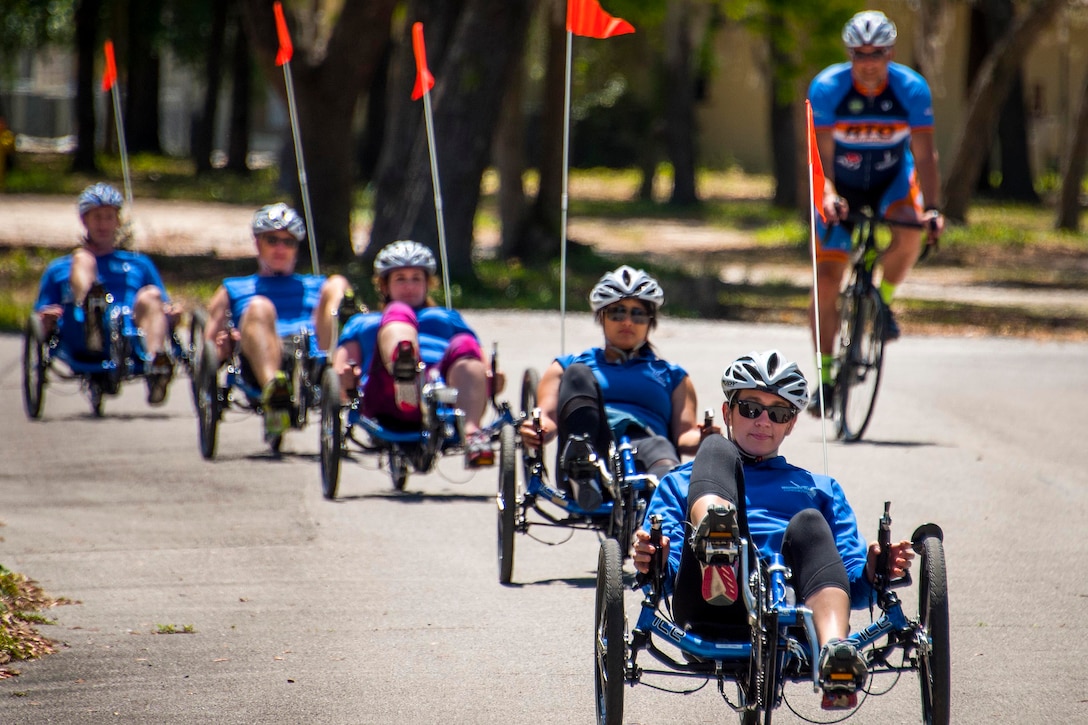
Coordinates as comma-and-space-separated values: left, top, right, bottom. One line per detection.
831, 209, 932, 441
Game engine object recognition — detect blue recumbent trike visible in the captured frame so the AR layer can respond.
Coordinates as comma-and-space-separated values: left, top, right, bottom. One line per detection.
22, 296, 188, 419
594, 502, 949, 725
494, 368, 660, 585
189, 308, 327, 459
319, 343, 518, 499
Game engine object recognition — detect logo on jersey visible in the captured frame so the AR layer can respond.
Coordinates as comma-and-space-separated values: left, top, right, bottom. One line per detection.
848, 98, 865, 115
838, 152, 863, 171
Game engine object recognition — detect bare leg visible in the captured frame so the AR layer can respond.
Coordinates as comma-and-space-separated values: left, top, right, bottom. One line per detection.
377, 320, 418, 373
69, 248, 99, 304
806, 585, 852, 647
447, 356, 488, 435
238, 296, 282, 388
132, 285, 168, 357
878, 227, 922, 287
314, 275, 350, 352
689, 493, 729, 527
809, 260, 847, 356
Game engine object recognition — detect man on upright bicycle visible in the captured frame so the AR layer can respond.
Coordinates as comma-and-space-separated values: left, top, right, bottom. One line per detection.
807, 10, 944, 415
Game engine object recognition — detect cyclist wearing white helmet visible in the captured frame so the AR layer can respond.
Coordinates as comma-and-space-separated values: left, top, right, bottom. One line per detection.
34, 182, 176, 405
520, 265, 713, 511
204, 203, 351, 441
335, 240, 502, 468
807, 10, 944, 415
632, 350, 915, 711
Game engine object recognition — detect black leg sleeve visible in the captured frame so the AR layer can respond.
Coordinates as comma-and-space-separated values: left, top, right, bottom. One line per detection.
781, 508, 850, 601
556, 362, 611, 455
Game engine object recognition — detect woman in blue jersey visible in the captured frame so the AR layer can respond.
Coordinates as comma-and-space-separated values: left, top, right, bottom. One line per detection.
518, 265, 711, 511
631, 350, 915, 711
335, 240, 499, 468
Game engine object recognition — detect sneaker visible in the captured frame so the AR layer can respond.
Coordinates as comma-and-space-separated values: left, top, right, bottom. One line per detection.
261, 371, 293, 442
464, 430, 495, 468
690, 503, 740, 606
391, 340, 420, 413
83, 283, 111, 353
806, 382, 835, 419
818, 639, 867, 710
879, 303, 901, 342
145, 351, 173, 406
560, 434, 603, 511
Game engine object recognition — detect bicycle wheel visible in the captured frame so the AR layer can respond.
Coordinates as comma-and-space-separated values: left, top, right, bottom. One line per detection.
23, 315, 47, 419
389, 448, 409, 491
521, 367, 539, 417
319, 366, 343, 500
196, 343, 220, 460
917, 535, 950, 725
497, 423, 517, 584
188, 309, 207, 412
594, 538, 625, 725
836, 282, 885, 441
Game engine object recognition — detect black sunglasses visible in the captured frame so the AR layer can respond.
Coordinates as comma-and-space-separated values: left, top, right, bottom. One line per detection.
733, 399, 797, 424
263, 234, 299, 248
605, 305, 650, 324
850, 48, 889, 60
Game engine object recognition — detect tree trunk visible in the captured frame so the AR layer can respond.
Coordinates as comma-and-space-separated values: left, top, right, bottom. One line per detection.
126, 0, 163, 155
71, 0, 101, 174
241, 0, 398, 264
369, 0, 535, 280
225, 12, 251, 176
1056, 60, 1088, 231
767, 11, 795, 210
495, 34, 529, 260
194, 0, 229, 174
941, 0, 1064, 223
663, 0, 698, 206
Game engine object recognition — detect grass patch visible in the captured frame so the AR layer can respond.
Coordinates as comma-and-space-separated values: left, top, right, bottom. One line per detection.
155, 623, 195, 635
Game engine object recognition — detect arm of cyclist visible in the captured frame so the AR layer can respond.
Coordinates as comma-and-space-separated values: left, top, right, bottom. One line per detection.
911, 132, 944, 243
671, 375, 717, 456
519, 360, 562, 449
817, 130, 849, 223
204, 285, 235, 363
864, 539, 915, 583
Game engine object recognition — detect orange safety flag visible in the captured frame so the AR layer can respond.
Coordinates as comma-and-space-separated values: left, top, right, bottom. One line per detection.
567, 0, 635, 39
806, 100, 826, 224
273, 2, 294, 66
411, 22, 436, 101
101, 40, 118, 92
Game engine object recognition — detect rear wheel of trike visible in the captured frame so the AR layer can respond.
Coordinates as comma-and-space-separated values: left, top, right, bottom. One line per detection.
917, 534, 950, 725
497, 423, 518, 584
594, 537, 625, 725
319, 366, 343, 500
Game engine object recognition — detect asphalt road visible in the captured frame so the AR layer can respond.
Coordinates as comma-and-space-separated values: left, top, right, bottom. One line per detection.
2, 312, 1086, 724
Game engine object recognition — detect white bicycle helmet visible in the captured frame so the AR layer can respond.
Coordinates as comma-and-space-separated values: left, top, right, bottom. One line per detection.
374, 240, 438, 277
589, 265, 665, 312
721, 350, 810, 411
842, 11, 897, 49
78, 183, 124, 215
252, 203, 307, 241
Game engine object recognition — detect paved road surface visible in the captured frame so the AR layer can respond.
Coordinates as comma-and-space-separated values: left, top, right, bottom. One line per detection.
2, 313, 1086, 724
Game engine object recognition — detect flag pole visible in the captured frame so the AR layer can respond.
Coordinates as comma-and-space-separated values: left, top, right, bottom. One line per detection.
273, 2, 320, 276
412, 23, 452, 310
103, 41, 133, 212
806, 100, 829, 475
559, 28, 575, 356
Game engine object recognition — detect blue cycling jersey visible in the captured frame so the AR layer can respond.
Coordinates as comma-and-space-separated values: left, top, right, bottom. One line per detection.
556, 347, 688, 440
646, 456, 874, 609
808, 61, 934, 192
338, 305, 479, 379
35, 249, 170, 312
223, 273, 325, 338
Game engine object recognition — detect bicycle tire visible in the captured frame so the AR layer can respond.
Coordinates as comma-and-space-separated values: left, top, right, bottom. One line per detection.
918, 535, 951, 725
594, 538, 625, 725
23, 315, 47, 419
319, 366, 343, 500
497, 423, 517, 584
836, 282, 885, 441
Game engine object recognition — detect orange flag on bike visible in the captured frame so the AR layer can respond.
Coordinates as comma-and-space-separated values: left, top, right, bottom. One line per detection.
411, 22, 436, 101
567, 0, 635, 39
101, 40, 118, 92
806, 100, 826, 224
273, 2, 294, 66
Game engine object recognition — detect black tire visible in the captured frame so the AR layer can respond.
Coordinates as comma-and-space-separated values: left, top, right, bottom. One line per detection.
390, 448, 409, 491
758, 611, 779, 725
918, 535, 951, 725
22, 315, 47, 419
594, 538, 625, 725
319, 366, 343, 500
89, 381, 105, 417
196, 343, 220, 460
497, 423, 517, 584
520, 367, 539, 417
836, 283, 884, 442
188, 309, 207, 412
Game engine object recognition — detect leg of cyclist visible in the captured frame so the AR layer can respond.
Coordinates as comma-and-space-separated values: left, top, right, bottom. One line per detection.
555, 363, 611, 510
133, 284, 172, 405
312, 274, 351, 352
808, 218, 851, 417
239, 295, 291, 438
873, 170, 926, 341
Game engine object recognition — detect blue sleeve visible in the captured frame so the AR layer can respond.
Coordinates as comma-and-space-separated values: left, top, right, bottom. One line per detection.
35, 262, 65, 310
139, 255, 170, 303
823, 478, 874, 608
894, 64, 935, 130
808, 63, 849, 129
642, 464, 692, 594
445, 308, 479, 341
